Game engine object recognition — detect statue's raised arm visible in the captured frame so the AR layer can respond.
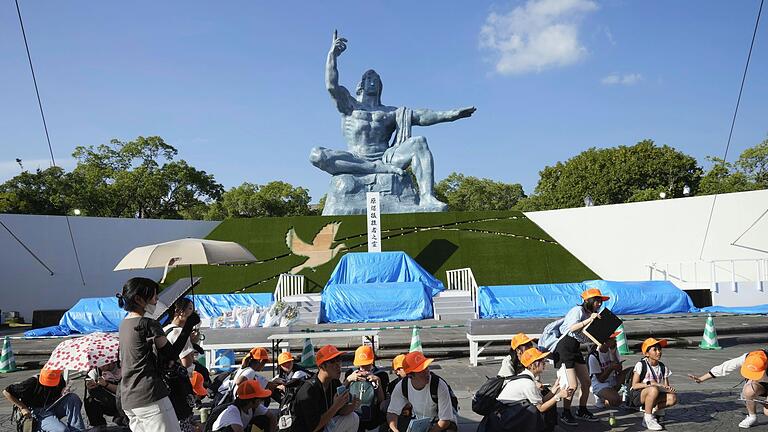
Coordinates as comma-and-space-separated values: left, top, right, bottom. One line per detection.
325, 30, 354, 115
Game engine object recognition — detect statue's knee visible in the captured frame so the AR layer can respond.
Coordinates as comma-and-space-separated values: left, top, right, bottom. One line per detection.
309, 147, 326, 167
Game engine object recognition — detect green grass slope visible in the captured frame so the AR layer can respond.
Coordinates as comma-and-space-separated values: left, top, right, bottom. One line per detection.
164, 211, 599, 294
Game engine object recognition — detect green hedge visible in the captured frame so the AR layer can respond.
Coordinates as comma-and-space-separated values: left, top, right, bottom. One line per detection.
164, 211, 599, 294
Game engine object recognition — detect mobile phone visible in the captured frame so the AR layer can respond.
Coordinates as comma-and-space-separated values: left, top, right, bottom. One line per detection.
336, 385, 350, 402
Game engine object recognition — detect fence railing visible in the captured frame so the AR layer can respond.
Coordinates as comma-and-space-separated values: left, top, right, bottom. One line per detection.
274, 273, 305, 302
446, 268, 479, 317
647, 259, 768, 293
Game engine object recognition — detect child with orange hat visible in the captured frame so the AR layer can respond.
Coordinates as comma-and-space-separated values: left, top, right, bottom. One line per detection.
552, 287, 610, 425
688, 348, 768, 428
232, 347, 284, 399
587, 331, 624, 408
344, 345, 390, 430
276, 351, 311, 383
2, 367, 85, 431
629, 338, 676, 431
498, 333, 538, 377
293, 345, 360, 432
209, 380, 273, 432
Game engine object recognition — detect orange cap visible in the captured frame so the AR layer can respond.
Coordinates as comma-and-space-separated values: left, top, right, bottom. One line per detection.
316, 345, 345, 366
510, 333, 535, 350
641, 338, 667, 354
39, 368, 62, 387
190, 371, 207, 397
741, 350, 768, 381
236, 380, 272, 400
402, 351, 433, 374
278, 351, 294, 366
581, 288, 610, 302
392, 354, 406, 370
519, 347, 550, 367
249, 347, 269, 361
353, 345, 375, 366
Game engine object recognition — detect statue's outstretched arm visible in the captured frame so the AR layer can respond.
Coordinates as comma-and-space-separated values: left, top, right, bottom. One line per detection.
412, 106, 476, 126
326, 30, 354, 115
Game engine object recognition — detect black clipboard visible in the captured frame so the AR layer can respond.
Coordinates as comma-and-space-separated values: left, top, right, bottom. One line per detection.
583, 308, 622, 346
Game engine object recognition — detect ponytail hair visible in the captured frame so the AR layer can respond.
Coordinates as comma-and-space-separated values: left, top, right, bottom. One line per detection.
118, 277, 158, 312
172, 297, 193, 317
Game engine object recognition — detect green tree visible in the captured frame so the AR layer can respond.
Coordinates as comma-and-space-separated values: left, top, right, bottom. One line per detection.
70, 136, 223, 219
518, 139, 702, 210
207, 181, 312, 219
0, 166, 74, 215
699, 157, 758, 195
735, 137, 768, 187
434, 172, 526, 211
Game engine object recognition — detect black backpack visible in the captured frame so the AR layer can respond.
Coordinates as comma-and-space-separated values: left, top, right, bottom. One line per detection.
472, 374, 533, 416
203, 402, 234, 432
277, 376, 314, 432
401, 372, 459, 413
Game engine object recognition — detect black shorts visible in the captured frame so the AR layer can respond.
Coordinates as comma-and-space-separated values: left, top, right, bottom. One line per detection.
554, 335, 585, 369
630, 387, 667, 408
750, 381, 768, 394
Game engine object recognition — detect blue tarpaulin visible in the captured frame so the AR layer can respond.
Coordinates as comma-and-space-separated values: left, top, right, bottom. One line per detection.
479, 280, 696, 319
698, 304, 768, 314
25, 293, 274, 336
319, 252, 444, 323
326, 252, 445, 296
319, 282, 435, 323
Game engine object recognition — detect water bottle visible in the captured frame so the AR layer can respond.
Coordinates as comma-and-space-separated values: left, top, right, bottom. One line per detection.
618, 384, 628, 404
609, 412, 616, 427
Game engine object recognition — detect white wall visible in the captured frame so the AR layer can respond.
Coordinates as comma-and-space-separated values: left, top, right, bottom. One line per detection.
0, 214, 219, 321
526, 190, 768, 307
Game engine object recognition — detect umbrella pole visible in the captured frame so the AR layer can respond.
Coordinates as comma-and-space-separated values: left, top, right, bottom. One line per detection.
189, 264, 194, 306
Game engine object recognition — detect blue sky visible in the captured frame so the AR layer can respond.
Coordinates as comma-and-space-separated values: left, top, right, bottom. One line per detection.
1, 0, 766, 203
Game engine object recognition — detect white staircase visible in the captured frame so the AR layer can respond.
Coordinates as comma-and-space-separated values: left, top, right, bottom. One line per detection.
434, 268, 480, 320
282, 293, 322, 324
433, 290, 476, 321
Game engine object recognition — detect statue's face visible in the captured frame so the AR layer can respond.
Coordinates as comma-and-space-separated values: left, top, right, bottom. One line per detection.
361, 70, 382, 96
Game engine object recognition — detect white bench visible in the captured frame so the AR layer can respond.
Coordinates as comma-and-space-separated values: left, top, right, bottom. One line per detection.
200, 327, 290, 370
466, 332, 542, 367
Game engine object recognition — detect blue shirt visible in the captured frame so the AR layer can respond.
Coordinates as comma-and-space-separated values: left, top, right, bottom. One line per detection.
560, 305, 590, 343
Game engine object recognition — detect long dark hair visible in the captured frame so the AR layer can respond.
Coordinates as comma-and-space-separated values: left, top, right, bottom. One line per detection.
510, 342, 534, 375
172, 297, 193, 318
117, 277, 158, 312
582, 297, 602, 313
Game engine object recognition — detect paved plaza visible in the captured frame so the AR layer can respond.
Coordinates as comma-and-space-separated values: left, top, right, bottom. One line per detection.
1, 323, 766, 432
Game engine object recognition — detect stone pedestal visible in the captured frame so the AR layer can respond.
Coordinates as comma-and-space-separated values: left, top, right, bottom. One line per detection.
322, 173, 446, 215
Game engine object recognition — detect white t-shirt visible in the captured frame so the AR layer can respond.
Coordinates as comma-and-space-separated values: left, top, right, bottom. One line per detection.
163, 324, 193, 360
633, 360, 671, 385
497, 355, 515, 378
496, 370, 542, 405
387, 375, 457, 423
588, 349, 621, 392
211, 404, 267, 430
233, 367, 269, 397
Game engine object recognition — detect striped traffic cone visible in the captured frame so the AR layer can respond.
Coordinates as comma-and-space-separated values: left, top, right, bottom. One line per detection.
409, 327, 423, 352
615, 324, 632, 355
0, 337, 18, 373
299, 338, 316, 368
699, 314, 722, 350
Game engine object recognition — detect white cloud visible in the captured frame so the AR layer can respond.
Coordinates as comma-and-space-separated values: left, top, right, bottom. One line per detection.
601, 73, 643, 85
480, 0, 598, 75
603, 27, 616, 46
0, 158, 76, 181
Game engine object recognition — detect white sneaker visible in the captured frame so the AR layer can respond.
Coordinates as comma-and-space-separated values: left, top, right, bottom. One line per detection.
739, 415, 757, 428
642, 415, 663, 431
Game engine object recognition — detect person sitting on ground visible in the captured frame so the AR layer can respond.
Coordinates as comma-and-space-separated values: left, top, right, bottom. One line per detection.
277, 352, 311, 382
386, 351, 458, 432
386, 354, 407, 395
553, 288, 608, 425
294, 345, 360, 432
630, 338, 677, 431
84, 361, 128, 430
190, 371, 208, 404
499, 333, 537, 377
117, 277, 200, 432
688, 348, 768, 429
495, 347, 572, 432
345, 345, 390, 432
272, 351, 311, 403
3, 367, 86, 432
233, 348, 284, 398
209, 380, 274, 432
587, 332, 625, 408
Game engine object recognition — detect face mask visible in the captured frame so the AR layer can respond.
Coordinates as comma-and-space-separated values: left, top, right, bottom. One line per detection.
144, 303, 156, 315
